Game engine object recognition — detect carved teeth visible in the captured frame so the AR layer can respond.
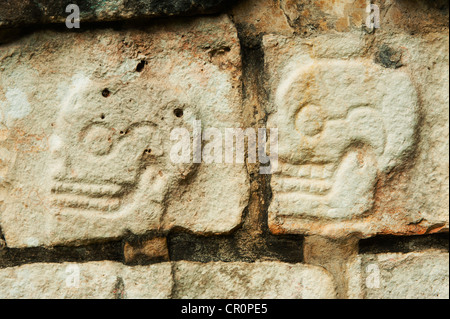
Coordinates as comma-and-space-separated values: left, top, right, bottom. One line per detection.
297, 165, 311, 177
322, 164, 335, 179
272, 177, 332, 195
310, 165, 323, 179
278, 163, 335, 180
274, 163, 336, 195
51, 194, 121, 212
51, 181, 124, 212
52, 181, 123, 197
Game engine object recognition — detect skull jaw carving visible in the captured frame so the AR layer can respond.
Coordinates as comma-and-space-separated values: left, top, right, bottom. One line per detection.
51, 120, 164, 211
271, 148, 378, 220
269, 60, 418, 221
272, 105, 385, 220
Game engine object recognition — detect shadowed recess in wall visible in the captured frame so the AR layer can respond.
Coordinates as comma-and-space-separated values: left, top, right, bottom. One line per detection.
359, 233, 449, 254
0, 232, 304, 268
168, 231, 304, 263
0, 241, 123, 268
0, 0, 239, 28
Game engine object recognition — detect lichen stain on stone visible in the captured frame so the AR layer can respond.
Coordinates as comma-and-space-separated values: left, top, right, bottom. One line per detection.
375, 45, 404, 69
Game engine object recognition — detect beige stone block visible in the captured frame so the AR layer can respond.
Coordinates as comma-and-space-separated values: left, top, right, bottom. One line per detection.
0, 261, 173, 299
347, 250, 449, 299
173, 261, 337, 299
0, 15, 249, 247
263, 33, 449, 238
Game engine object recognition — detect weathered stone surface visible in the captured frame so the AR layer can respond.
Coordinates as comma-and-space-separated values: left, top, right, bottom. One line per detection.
303, 235, 359, 299
0, 0, 237, 29
0, 15, 249, 248
173, 261, 337, 298
347, 250, 449, 299
0, 260, 339, 299
279, 0, 449, 34
280, 0, 369, 33
0, 261, 173, 298
264, 32, 449, 238
230, 0, 293, 39
0, 0, 448, 301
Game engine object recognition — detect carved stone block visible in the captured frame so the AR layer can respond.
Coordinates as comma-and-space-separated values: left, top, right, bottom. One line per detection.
0, 15, 249, 247
264, 33, 449, 238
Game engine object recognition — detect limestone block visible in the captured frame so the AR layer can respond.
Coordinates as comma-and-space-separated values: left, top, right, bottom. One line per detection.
0, 261, 173, 299
0, 0, 235, 29
173, 261, 337, 299
263, 33, 449, 238
230, 0, 294, 38
0, 15, 249, 247
347, 250, 449, 299
278, 0, 448, 34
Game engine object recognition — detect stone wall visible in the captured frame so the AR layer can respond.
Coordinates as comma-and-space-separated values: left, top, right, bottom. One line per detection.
0, 0, 448, 299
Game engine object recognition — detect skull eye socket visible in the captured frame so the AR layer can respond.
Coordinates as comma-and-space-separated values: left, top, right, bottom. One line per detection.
295, 104, 325, 137
81, 125, 114, 156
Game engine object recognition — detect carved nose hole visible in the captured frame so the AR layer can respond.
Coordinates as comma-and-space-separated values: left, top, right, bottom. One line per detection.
295, 105, 325, 137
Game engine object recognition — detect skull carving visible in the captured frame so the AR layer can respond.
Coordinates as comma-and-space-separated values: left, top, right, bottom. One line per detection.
268, 60, 418, 220
49, 80, 195, 214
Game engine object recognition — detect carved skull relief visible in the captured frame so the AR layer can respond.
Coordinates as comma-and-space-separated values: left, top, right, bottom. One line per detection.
269, 60, 418, 220
49, 80, 195, 215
